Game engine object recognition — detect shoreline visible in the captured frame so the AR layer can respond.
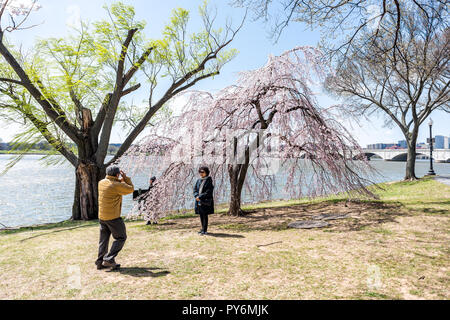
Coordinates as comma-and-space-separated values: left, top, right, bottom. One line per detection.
1, 152, 449, 162
0, 151, 52, 155
0, 151, 117, 156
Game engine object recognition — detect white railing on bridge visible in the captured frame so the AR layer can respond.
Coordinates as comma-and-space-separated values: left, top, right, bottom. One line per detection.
362, 148, 450, 162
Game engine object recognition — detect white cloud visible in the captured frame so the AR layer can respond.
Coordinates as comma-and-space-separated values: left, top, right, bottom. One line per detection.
66, 4, 80, 28
366, 4, 382, 32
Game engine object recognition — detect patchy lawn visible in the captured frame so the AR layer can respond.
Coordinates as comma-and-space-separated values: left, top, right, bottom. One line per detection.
0, 177, 448, 300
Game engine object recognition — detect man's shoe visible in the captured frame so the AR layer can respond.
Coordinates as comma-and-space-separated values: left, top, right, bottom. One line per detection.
102, 260, 120, 270
96, 264, 107, 270
198, 230, 203, 234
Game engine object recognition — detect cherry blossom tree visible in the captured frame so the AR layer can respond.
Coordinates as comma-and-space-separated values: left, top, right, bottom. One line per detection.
121, 47, 376, 220
0, 0, 40, 32
0, 0, 40, 16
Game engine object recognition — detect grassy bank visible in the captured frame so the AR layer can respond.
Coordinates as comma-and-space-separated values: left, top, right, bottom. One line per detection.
0, 150, 117, 156
0, 150, 53, 155
0, 178, 448, 299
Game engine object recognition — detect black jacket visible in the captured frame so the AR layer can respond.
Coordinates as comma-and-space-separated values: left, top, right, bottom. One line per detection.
133, 184, 154, 201
193, 176, 215, 215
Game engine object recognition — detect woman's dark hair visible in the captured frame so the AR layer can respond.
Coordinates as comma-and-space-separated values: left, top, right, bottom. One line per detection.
198, 166, 210, 176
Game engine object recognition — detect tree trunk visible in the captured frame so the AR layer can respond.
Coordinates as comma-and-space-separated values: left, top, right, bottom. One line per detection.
72, 173, 81, 220
228, 164, 249, 216
72, 161, 103, 220
228, 177, 243, 217
405, 132, 418, 181
71, 108, 106, 221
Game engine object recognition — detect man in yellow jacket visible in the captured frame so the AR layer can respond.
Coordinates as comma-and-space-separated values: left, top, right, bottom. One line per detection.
96, 166, 134, 270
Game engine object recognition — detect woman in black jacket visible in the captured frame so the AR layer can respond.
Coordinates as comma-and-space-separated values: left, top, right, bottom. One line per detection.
193, 166, 215, 235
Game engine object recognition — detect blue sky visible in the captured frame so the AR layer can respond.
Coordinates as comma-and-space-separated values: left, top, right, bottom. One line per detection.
0, 0, 448, 147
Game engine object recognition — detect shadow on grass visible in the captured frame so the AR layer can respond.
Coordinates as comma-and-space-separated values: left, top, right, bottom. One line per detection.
134, 199, 411, 233
409, 207, 449, 215
322, 201, 407, 232
223, 200, 408, 232
110, 267, 170, 278
206, 232, 245, 238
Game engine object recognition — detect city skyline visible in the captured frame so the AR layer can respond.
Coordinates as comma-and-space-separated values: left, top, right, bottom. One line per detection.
367, 134, 450, 150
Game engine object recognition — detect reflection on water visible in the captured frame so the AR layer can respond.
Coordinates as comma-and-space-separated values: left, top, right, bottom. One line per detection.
0, 155, 448, 228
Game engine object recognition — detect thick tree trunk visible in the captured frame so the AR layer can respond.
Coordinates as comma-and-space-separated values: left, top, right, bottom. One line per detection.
71, 108, 106, 221
72, 161, 103, 220
405, 132, 418, 181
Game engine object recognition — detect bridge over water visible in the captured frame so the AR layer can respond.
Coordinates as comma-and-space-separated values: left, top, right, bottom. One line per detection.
361, 148, 450, 163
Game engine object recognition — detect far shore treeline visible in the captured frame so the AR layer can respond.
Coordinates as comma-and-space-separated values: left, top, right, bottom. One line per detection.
0, 141, 121, 155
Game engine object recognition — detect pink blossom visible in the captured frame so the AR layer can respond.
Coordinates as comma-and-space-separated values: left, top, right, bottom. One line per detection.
0, 0, 41, 16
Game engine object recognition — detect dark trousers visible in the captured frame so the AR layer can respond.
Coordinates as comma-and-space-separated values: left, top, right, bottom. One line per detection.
200, 212, 208, 232
96, 217, 127, 265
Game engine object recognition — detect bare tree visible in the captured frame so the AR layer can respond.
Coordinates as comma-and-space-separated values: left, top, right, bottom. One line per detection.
324, 6, 450, 180
233, 0, 448, 51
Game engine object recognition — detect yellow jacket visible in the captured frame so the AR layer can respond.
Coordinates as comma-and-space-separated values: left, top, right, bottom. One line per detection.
98, 175, 134, 221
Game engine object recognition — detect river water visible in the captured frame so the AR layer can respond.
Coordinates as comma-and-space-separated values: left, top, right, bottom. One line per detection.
0, 155, 448, 228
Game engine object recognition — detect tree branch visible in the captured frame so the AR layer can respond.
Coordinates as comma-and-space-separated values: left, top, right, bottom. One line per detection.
0, 37, 82, 144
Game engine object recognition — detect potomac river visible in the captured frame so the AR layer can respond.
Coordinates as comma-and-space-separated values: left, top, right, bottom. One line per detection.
0, 155, 449, 228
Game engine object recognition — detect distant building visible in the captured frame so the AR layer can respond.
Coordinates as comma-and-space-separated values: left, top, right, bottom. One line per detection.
398, 140, 408, 148
435, 135, 449, 149
364, 136, 450, 150
368, 144, 382, 149
367, 143, 397, 150
417, 142, 427, 149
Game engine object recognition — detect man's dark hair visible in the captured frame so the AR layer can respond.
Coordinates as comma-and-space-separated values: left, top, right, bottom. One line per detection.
150, 176, 156, 182
199, 166, 210, 176
106, 166, 120, 177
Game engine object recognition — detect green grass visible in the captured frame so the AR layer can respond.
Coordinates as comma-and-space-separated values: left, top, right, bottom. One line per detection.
0, 219, 98, 235
373, 177, 449, 215
0, 177, 448, 300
